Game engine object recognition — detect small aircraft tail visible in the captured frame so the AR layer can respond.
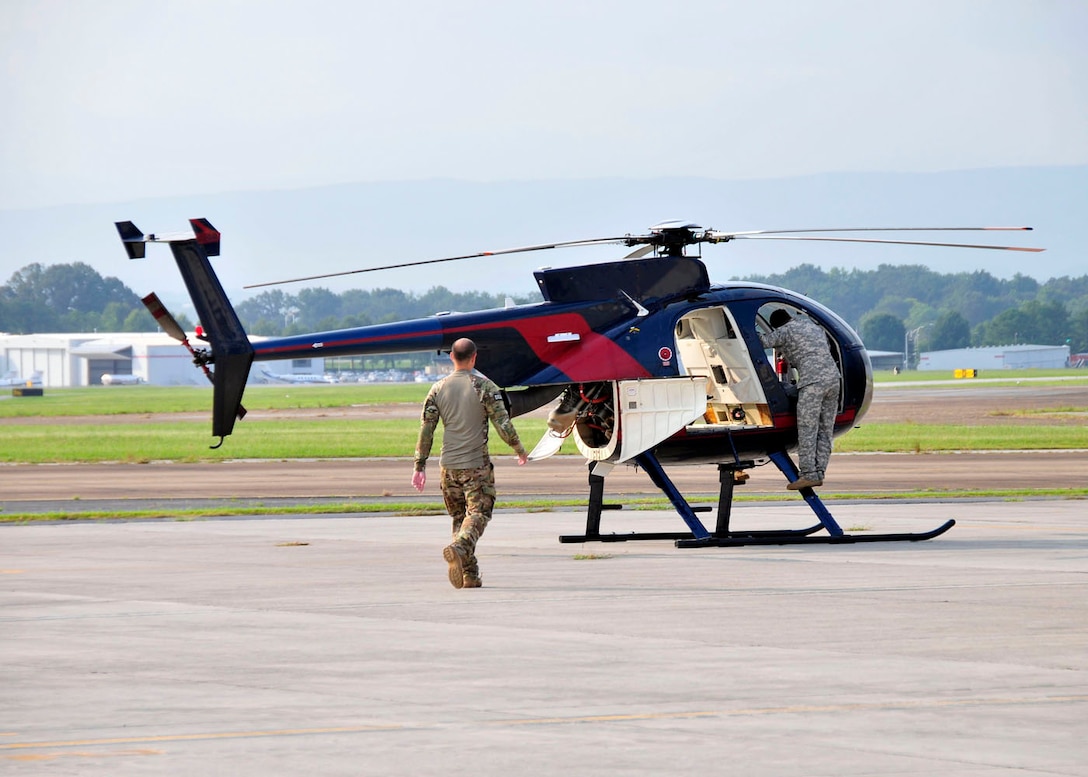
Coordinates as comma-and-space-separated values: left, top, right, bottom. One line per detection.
117, 219, 253, 441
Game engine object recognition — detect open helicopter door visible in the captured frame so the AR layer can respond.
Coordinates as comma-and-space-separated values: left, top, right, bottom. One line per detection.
674, 306, 773, 428
572, 377, 707, 463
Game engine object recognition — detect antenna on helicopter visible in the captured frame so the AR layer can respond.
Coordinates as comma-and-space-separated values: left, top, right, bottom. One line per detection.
243, 223, 1043, 289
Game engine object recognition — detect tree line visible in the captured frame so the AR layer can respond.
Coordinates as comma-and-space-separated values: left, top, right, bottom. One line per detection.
740, 264, 1088, 355
3, 261, 1086, 356
0, 263, 157, 334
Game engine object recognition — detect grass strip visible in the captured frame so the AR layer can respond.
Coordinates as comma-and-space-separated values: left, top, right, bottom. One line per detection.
4, 416, 1086, 463
835, 424, 1088, 452
5, 371, 1084, 420
0, 384, 432, 418
0, 418, 552, 463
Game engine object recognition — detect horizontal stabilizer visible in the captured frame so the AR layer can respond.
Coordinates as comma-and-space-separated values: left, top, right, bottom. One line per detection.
115, 221, 146, 260
114, 218, 220, 258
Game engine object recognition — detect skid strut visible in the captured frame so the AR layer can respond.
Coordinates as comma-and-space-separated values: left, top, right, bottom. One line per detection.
558, 449, 954, 547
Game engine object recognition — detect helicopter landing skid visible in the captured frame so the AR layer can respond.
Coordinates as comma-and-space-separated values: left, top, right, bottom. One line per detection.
557, 450, 955, 547
675, 519, 956, 547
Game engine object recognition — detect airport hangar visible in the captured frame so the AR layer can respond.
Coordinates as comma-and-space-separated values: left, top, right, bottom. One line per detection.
918, 344, 1071, 372
0, 332, 323, 387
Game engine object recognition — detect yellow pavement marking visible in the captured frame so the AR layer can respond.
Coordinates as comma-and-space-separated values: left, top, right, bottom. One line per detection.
5, 749, 162, 762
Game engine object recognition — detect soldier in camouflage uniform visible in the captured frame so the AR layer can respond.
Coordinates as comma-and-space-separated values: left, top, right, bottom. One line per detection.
759, 308, 841, 490
411, 338, 529, 589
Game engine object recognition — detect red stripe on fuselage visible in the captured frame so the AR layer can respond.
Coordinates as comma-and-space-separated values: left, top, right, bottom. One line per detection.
451, 313, 650, 381
252, 327, 443, 356
252, 312, 649, 381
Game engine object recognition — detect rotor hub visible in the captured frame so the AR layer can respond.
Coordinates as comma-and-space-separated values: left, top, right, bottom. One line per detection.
626, 220, 705, 256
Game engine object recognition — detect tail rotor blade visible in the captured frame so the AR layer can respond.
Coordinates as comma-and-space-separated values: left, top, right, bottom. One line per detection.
142, 293, 189, 341
141, 292, 246, 421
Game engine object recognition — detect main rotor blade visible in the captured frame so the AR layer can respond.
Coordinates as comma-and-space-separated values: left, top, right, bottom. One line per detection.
707, 226, 1034, 240
244, 236, 631, 289
730, 235, 1045, 251
243, 224, 1041, 289
624, 244, 656, 259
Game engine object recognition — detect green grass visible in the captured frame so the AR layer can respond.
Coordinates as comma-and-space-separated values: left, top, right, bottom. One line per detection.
2, 371, 1086, 463
0, 417, 553, 464
0, 384, 431, 418
873, 368, 1087, 386
837, 423, 1088, 452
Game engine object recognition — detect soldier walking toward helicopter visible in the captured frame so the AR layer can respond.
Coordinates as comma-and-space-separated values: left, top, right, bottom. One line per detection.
411, 338, 529, 588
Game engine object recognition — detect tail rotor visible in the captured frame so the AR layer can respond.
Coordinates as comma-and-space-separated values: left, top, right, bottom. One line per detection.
142, 291, 247, 445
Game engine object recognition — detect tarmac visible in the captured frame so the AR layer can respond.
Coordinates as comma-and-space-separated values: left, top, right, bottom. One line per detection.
3, 499, 1087, 775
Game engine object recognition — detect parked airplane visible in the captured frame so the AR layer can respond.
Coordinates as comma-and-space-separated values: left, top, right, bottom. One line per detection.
259, 367, 337, 384
0, 370, 43, 387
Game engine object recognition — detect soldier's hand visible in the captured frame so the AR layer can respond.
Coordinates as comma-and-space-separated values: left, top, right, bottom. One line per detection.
411, 470, 426, 492
517, 453, 528, 466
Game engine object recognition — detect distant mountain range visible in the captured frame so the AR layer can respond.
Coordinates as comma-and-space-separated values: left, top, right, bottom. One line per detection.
1, 167, 1081, 311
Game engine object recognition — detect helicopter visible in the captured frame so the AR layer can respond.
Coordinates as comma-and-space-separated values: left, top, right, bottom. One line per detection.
115, 217, 1042, 548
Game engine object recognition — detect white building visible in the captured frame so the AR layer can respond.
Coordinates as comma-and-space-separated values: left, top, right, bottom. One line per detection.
865, 349, 905, 371
918, 344, 1071, 372
0, 332, 324, 387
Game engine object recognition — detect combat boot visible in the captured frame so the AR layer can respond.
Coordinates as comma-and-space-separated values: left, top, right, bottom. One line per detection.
462, 574, 483, 588
442, 543, 468, 589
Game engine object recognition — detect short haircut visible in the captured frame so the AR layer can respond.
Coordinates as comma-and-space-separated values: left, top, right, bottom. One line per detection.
451, 338, 477, 362
769, 309, 792, 329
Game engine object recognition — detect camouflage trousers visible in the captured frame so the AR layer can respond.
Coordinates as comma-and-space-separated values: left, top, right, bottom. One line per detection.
441, 462, 496, 579
796, 378, 840, 481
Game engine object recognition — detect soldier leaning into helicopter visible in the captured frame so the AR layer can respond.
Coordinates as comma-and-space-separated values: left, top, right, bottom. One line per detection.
411, 338, 529, 589
760, 308, 841, 490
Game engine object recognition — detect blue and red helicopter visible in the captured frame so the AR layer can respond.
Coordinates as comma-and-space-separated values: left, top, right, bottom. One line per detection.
115, 218, 1041, 547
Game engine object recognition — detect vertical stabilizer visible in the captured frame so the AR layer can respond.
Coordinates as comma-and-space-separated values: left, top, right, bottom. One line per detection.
167, 238, 253, 438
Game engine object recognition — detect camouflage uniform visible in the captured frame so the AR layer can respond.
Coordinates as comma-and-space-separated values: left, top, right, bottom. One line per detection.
760, 315, 841, 482
414, 369, 527, 587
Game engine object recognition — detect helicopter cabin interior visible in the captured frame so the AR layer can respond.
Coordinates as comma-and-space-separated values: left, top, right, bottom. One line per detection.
673, 303, 846, 430
674, 305, 773, 429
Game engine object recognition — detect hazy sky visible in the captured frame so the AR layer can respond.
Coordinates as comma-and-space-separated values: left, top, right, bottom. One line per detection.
2, 0, 1086, 211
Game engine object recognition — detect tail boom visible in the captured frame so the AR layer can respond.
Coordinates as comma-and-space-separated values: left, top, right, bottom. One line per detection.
167, 238, 253, 439
118, 219, 252, 440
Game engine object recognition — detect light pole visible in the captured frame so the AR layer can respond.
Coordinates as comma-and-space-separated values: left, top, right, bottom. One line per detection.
905, 324, 931, 370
